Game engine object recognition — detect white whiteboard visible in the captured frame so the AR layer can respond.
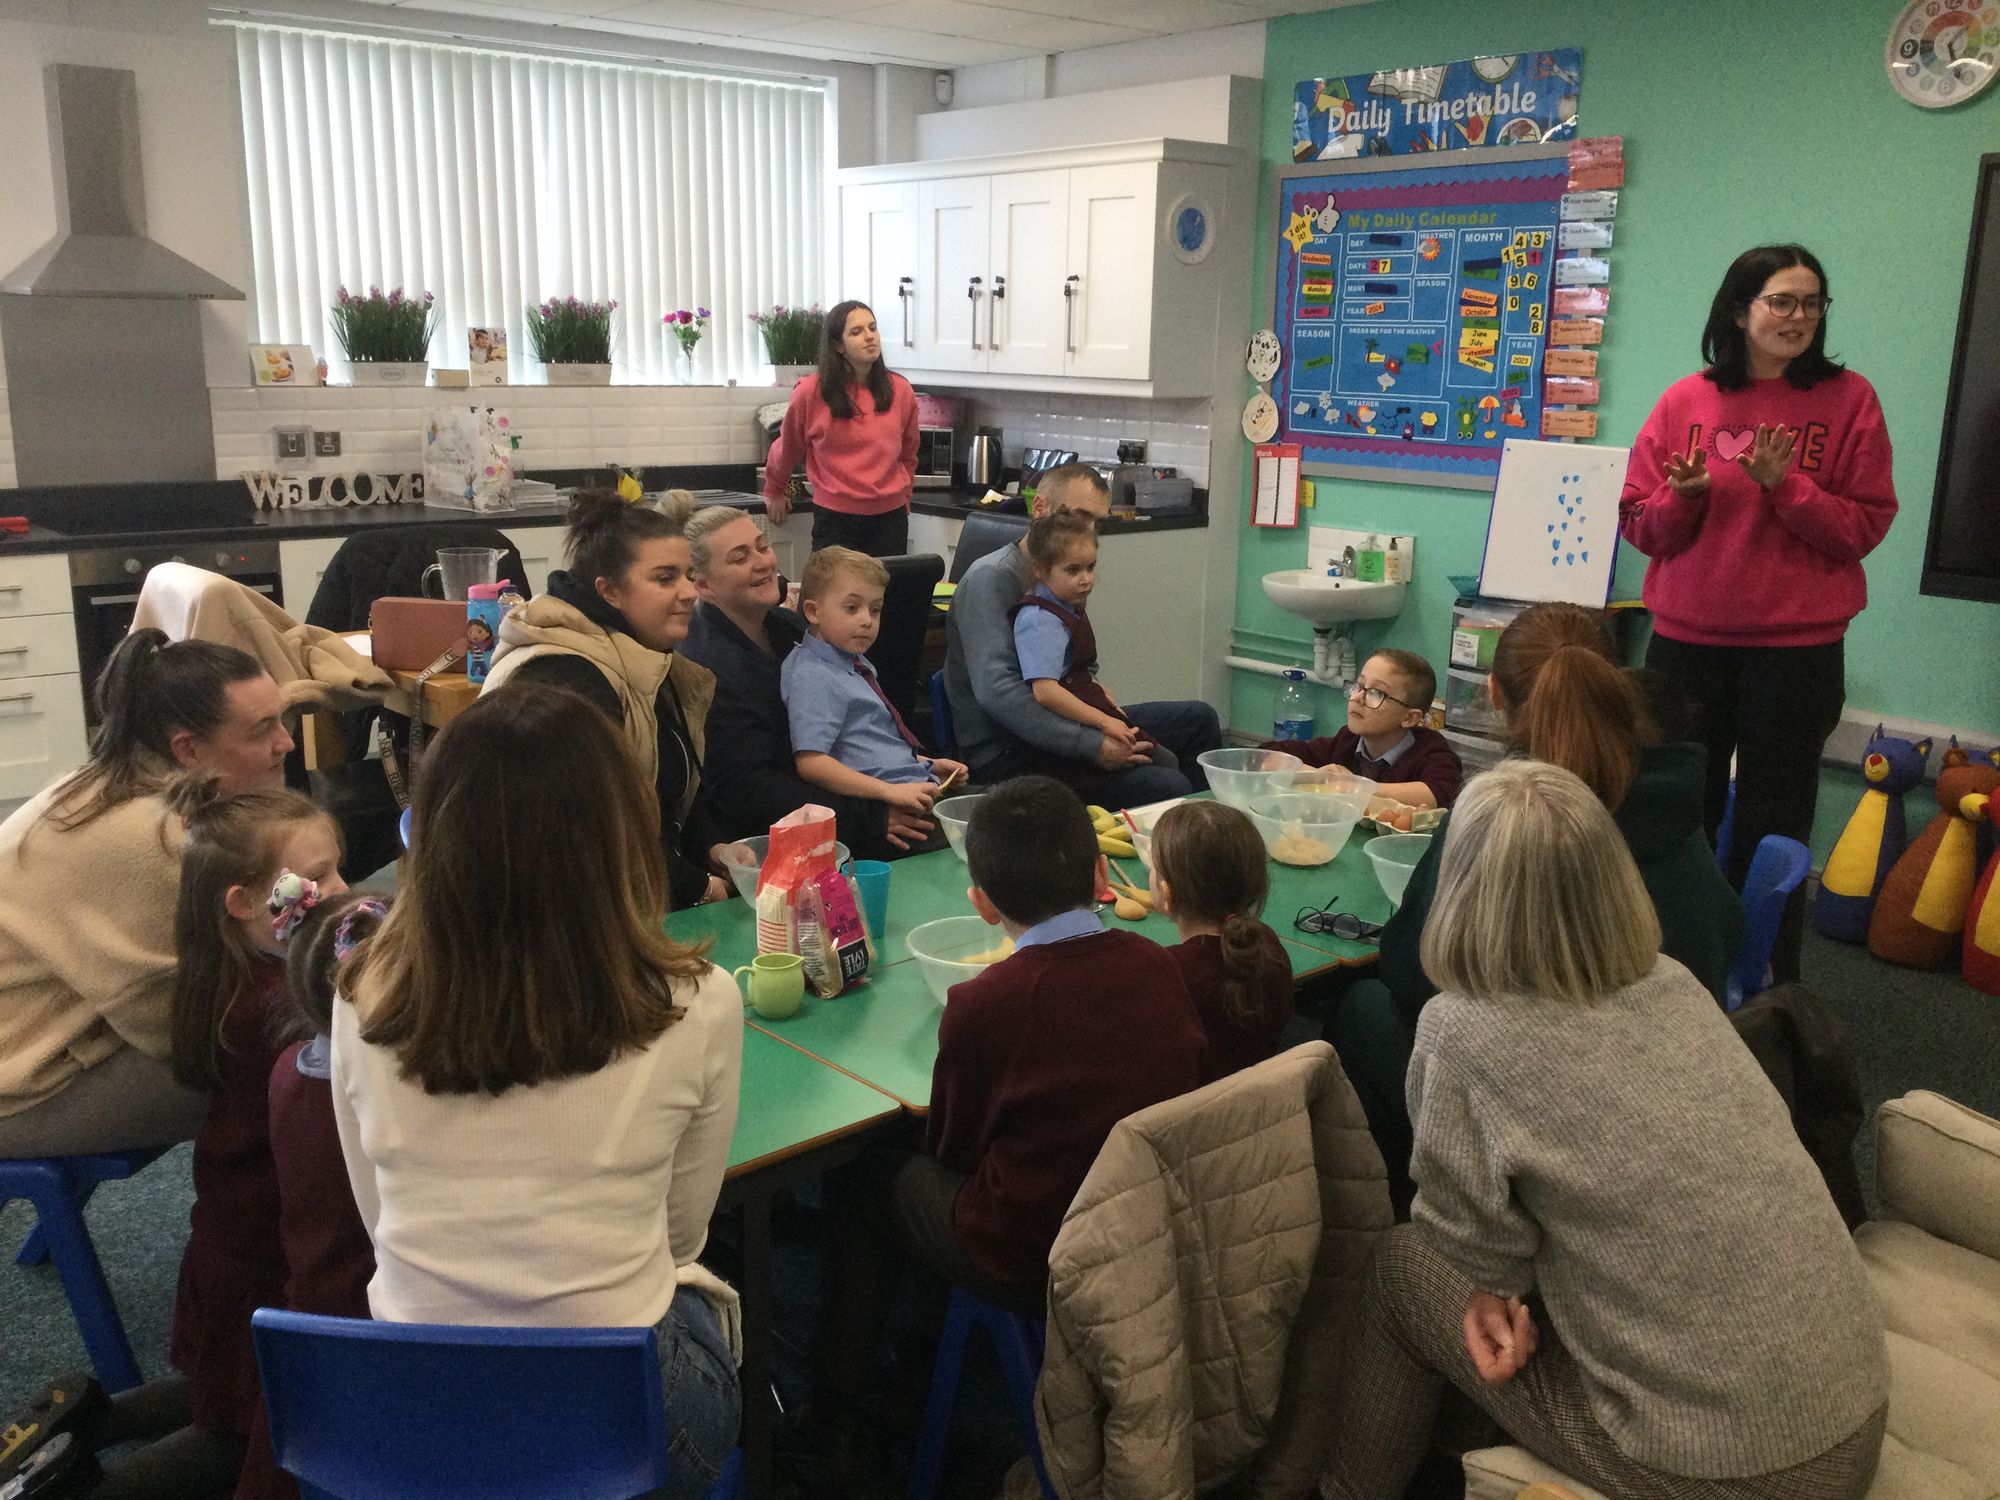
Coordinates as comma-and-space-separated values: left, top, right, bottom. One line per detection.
1476, 439, 1629, 607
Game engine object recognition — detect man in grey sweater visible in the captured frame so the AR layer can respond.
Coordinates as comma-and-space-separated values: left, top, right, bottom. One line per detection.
942, 465, 1220, 806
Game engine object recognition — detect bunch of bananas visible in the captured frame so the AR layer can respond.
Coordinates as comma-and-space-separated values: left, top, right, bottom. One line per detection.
1087, 804, 1136, 859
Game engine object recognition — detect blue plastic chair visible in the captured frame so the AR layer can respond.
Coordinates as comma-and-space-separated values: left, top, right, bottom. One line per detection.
927, 669, 955, 758
251, 1309, 743, 1500
1715, 778, 1737, 870
1728, 835, 1813, 1010
906, 1287, 1056, 1500
0, 1147, 169, 1391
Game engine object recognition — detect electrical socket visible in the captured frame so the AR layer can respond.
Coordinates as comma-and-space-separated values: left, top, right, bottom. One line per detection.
313, 429, 342, 457
274, 426, 310, 463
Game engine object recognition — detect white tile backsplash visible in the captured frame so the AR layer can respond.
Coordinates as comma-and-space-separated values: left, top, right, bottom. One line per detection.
0, 387, 14, 490
208, 382, 779, 480
923, 387, 1214, 486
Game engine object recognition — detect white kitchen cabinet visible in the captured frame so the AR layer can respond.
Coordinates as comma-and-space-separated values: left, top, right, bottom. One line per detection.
0, 553, 86, 797
839, 140, 1238, 397
987, 171, 1068, 379
279, 535, 347, 618
0, 671, 90, 801
1065, 164, 1156, 381
914, 177, 990, 374
840, 182, 919, 357
499, 525, 558, 597
905, 511, 962, 575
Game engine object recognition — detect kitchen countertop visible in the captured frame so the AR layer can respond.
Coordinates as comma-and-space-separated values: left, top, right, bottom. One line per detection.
0, 466, 1206, 558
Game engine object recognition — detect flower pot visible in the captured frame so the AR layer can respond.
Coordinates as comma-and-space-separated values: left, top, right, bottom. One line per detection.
772, 363, 814, 388
547, 362, 613, 386
349, 361, 429, 387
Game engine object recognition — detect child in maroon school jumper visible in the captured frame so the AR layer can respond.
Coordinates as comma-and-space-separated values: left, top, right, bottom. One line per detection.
1263, 648, 1464, 810
234, 888, 384, 1500
808, 776, 1206, 1446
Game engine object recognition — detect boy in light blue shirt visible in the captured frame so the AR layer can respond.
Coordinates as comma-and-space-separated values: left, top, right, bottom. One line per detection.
781, 546, 966, 818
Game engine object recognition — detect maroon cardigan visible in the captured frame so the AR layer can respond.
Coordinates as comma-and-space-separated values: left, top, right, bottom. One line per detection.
1172, 927, 1295, 1086
926, 929, 1205, 1288
1260, 724, 1465, 807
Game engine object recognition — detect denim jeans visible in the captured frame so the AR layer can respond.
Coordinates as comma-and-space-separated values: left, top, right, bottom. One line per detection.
656, 1285, 742, 1500
1099, 699, 1224, 805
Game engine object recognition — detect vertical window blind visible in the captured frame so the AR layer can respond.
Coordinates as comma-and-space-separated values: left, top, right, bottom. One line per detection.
231, 22, 828, 384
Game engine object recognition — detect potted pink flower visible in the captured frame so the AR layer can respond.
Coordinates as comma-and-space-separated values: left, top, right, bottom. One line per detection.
330, 285, 438, 386
527, 295, 617, 385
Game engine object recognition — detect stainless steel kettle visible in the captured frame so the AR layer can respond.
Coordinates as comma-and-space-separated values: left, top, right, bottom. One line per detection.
966, 428, 1003, 489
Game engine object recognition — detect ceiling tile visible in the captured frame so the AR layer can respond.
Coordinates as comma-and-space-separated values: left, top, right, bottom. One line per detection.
853, 0, 1146, 49
390, 0, 595, 23
595, 0, 802, 35
1077, 0, 1256, 31
756, 15, 1030, 64
1219, 0, 1370, 16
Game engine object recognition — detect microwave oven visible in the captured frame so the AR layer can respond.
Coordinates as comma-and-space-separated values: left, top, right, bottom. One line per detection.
914, 426, 955, 489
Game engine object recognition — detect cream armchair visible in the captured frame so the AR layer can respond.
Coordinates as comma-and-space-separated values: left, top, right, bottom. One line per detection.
1463, 1092, 2000, 1500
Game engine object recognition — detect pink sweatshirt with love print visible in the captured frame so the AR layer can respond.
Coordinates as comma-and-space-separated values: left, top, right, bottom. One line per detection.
1619, 370, 1897, 648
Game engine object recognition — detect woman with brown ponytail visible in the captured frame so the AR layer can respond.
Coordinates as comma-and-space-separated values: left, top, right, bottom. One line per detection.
1330, 602, 1741, 1210
0, 630, 293, 1158
482, 488, 731, 908
1149, 800, 1294, 1084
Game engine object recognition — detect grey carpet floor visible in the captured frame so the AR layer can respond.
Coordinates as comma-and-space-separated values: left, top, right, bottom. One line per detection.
5, 926, 1997, 1459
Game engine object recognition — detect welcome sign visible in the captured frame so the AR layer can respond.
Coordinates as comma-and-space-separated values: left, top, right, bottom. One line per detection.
1293, 50, 1581, 161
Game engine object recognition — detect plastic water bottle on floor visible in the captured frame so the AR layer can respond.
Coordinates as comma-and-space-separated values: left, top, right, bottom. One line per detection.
1274, 670, 1314, 745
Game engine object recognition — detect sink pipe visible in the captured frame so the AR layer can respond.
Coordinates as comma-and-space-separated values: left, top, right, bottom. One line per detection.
1226, 622, 1359, 687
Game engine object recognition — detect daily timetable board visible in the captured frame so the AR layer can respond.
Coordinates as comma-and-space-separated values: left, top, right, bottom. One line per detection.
1271, 144, 1570, 489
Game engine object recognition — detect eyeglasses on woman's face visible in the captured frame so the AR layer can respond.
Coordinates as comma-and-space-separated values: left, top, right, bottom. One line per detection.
1346, 679, 1415, 710
1749, 292, 1831, 319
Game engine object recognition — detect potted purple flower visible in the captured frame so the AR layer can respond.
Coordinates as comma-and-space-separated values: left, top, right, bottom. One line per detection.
664, 307, 710, 382
330, 285, 438, 386
748, 303, 821, 385
527, 295, 617, 385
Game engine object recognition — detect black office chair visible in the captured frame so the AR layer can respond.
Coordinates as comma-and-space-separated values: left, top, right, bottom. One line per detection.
865, 552, 945, 725
946, 513, 1029, 584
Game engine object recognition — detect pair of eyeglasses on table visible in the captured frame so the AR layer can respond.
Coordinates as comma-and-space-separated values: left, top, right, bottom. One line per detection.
1294, 896, 1384, 944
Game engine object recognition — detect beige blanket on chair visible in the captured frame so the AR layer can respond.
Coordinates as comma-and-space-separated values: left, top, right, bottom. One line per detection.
131, 561, 394, 713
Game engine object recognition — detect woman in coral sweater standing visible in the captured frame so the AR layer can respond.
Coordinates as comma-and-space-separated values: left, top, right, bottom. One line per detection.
762, 300, 919, 557
1620, 244, 1896, 981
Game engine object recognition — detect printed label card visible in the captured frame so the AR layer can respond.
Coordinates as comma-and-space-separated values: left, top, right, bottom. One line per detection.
1548, 316, 1604, 345
1544, 375, 1601, 405
1553, 285, 1609, 317
1559, 189, 1619, 220
1544, 347, 1599, 378
1553, 255, 1611, 286
1539, 408, 1600, 439
1558, 219, 1614, 250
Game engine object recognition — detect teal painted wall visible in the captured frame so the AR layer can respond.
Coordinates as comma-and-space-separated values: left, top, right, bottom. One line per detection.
1229, 0, 2000, 859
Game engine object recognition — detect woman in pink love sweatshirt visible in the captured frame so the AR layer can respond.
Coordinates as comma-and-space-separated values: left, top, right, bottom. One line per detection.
1620, 243, 1896, 982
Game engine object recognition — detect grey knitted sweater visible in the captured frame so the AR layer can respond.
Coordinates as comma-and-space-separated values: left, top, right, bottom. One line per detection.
1409, 957, 1887, 1477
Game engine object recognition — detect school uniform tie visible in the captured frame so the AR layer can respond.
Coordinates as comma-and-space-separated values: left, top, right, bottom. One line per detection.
854, 659, 924, 753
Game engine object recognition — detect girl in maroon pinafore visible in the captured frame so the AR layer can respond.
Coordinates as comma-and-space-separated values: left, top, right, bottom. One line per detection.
160, 784, 346, 1496
1008, 509, 1172, 794
234, 888, 384, 1500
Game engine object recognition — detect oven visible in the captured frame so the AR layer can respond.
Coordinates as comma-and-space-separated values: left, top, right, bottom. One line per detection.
69, 540, 283, 725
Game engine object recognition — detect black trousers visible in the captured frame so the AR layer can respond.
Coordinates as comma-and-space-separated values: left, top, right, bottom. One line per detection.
809, 506, 910, 558
1644, 633, 1845, 983
812, 1146, 1043, 1406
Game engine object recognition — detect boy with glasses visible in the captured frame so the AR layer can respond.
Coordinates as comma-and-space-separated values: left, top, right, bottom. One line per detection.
1263, 648, 1463, 809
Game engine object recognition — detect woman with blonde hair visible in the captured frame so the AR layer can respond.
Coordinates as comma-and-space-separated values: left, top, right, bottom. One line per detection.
333, 684, 742, 1498
1321, 759, 1886, 1500
1330, 601, 1740, 1210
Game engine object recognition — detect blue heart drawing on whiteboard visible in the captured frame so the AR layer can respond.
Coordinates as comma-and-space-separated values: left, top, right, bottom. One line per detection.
1545, 474, 1585, 568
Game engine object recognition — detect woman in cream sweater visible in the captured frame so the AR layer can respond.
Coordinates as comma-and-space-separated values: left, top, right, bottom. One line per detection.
0, 630, 292, 1158
333, 683, 742, 1499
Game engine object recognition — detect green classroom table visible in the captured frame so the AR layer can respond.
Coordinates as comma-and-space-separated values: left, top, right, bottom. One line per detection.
692, 812, 1413, 1498
719, 1029, 904, 1499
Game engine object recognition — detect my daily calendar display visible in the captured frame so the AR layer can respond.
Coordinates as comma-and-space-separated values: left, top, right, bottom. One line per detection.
1271, 145, 1571, 489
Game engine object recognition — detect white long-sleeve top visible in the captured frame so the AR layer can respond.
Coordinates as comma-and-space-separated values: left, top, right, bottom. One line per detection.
331, 964, 742, 1328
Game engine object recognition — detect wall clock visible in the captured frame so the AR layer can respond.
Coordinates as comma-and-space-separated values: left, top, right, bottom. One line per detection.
1886, 0, 1999, 107
1167, 195, 1214, 264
